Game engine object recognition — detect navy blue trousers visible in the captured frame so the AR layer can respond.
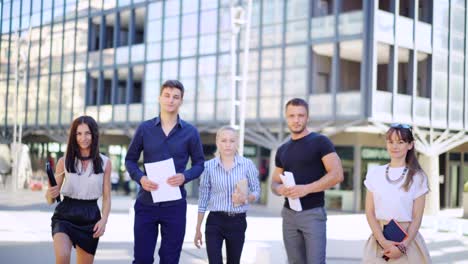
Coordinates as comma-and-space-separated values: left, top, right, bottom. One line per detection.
205, 212, 247, 264
133, 200, 186, 264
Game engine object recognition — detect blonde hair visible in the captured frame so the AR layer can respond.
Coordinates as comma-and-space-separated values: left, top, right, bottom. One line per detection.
214, 126, 239, 157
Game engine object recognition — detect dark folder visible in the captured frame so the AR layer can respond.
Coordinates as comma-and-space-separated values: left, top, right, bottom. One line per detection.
46, 161, 61, 203
382, 219, 408, 261
383, 219, 408, 242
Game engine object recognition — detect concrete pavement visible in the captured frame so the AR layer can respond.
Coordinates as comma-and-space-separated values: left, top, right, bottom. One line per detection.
0, 189, 468, 263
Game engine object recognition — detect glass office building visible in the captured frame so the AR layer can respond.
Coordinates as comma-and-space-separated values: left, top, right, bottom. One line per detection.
1, 0, 468, 213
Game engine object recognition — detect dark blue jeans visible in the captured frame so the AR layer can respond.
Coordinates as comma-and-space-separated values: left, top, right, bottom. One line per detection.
133, 200, 187, 264
205, 212, 247, 264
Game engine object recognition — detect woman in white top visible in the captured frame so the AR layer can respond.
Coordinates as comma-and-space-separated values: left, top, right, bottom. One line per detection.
46, 116, 112, 264
363, 123, 431, 263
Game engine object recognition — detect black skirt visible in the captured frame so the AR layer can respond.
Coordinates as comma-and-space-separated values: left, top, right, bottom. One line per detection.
51, 196, 101, 255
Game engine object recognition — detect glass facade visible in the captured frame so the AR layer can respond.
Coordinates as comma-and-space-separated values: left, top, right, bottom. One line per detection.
432, 0, 449, 127
1, 0, 468, 210
2, 0, 466, 134
0, 0, 315, 135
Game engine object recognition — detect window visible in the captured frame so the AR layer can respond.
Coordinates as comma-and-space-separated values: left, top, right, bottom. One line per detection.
376, 43, 390, 92
316, 0, 333, 16
87, 7, 146, 51
132, 80, 142, 103
118, 10, 130, 47
116, 79, 126, 104
103, 79, 112, 105
89, 21, 100, 51
339, 41, 361, 92
317, 73, 330, 93
104, 25, 114, 49
397, 48, 410, 95
132, 65, 144, 103
342, 1, 362, 12
418, 0, 432, 23
417, 52, 430, 98
312, 44, 332, 94
399, 0, 411, 18
87, 72, 99, 105
133, 8, 146, 44
87, 67, 143, 106
379, 0, 391, 12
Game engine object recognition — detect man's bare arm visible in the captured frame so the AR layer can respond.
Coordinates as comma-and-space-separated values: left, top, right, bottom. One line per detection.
286, 152, 344, 199
270, 166, 287, 196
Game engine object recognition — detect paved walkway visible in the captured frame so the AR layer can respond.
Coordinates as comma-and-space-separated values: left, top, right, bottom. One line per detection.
0, 190, 468, 263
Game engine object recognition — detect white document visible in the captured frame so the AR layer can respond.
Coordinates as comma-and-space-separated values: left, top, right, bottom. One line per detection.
279, 171, 303, 212
144, 158, 182, 203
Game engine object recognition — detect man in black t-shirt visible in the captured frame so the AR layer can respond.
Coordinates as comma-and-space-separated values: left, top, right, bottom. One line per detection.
271, 98, 344, 264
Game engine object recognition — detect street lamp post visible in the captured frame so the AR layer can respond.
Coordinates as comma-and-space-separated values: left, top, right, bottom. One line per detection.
11, 31, 20, 191
230, 0, 253, 156
11, 26, 30, 191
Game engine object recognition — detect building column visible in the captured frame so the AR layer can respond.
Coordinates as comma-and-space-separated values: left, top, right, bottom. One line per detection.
266, 148, 284, 211
353, 144, 362, 212
462, 152, 468, 218
419, 154, 440, 215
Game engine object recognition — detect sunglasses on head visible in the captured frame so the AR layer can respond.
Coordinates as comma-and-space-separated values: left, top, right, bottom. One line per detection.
390, 123, 412, 130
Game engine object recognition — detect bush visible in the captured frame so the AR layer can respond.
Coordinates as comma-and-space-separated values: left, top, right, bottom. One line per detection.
465, 182, 468, 192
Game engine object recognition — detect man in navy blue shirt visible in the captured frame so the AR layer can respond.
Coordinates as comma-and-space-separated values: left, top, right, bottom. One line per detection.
125, 80, 205, 264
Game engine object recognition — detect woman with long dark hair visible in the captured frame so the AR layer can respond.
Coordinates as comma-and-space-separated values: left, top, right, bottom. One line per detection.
46, 116, 112, 264
362, 124, 431, 263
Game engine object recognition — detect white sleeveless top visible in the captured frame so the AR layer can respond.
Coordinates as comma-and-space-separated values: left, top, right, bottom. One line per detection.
61, 154, 109, 200
364, 164, 429, 222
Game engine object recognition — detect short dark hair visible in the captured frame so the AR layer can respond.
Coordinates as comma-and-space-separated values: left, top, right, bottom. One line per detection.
160, 80, 185, 98
285, 98, 309, 115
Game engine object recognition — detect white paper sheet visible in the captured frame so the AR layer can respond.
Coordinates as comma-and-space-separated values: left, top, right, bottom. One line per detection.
144, 158, 182, 203
279, 171, 303, 212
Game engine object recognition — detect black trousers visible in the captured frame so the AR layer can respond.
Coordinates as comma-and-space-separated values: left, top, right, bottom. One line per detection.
205, 212, 247, 264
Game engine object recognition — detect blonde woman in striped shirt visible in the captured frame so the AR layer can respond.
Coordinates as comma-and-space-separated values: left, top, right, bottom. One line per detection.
194, 126, 261, 264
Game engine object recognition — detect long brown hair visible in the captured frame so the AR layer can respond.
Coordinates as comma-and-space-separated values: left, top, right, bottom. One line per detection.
386, 126, 427, 191
65, 116, 103, 174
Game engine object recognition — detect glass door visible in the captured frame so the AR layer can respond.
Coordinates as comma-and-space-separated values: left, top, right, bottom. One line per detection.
449, 163, 461, 208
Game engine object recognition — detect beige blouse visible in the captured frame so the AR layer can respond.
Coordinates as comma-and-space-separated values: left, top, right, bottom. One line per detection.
61, 154, 108, 200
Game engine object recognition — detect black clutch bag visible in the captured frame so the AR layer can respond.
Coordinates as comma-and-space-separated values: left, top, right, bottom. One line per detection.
46, 161, 61, 203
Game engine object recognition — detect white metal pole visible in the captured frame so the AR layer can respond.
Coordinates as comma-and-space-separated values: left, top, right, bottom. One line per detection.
19, 24, 31, 137
230, 5, 239, 129
238, 0, 253, 156
11, 30, 20, 191
230, 39, 237, 127
19, 25, 31, 188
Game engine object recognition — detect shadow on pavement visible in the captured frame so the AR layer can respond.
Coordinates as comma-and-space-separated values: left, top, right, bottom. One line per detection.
0, 203, 54, 212
0, 241, 208, 264
428, 239, 468, 263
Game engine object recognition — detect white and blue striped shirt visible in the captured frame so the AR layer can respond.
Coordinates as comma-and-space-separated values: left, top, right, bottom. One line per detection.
198, 155, 261, 214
